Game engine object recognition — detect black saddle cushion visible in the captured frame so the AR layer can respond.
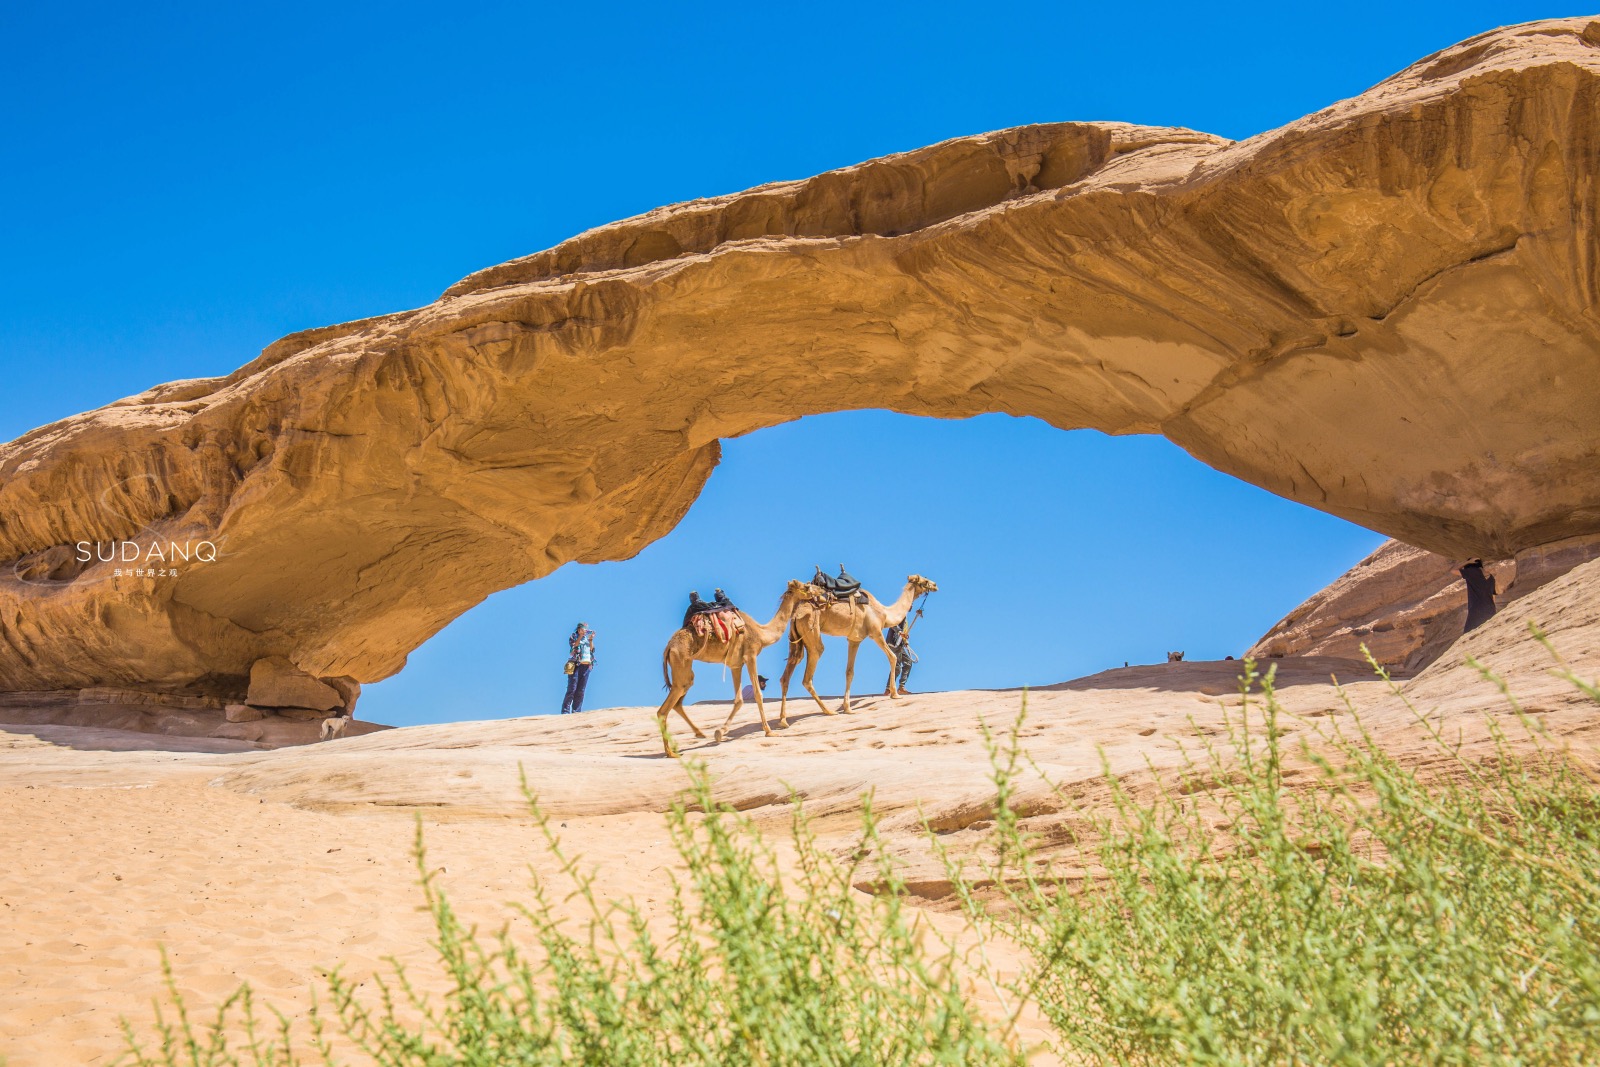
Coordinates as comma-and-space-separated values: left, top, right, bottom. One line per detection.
812, 568, 862, 599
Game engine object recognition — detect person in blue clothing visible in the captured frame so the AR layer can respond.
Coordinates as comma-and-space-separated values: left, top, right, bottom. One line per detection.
561, 622, 596, 714
883, 618, 917, 696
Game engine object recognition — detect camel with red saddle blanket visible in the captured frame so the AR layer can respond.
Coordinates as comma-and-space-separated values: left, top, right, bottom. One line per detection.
779, 573, 938, 720
654, 578, 826, 757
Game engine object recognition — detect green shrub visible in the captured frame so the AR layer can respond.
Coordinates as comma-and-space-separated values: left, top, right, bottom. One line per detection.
951, 643, 1600, 1065
119, 769, 1022, 1067
116, 637, 1600, 1066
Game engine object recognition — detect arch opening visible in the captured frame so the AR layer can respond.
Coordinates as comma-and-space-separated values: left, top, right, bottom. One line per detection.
359, 412, 1383, 726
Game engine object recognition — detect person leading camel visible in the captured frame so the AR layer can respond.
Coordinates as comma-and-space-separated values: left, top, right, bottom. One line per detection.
654, 579, 824, 757
779, 574, 937, 721
882, 619, 917, 696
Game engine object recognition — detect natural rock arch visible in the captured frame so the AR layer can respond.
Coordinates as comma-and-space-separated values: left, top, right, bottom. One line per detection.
3, 18, 1599, 702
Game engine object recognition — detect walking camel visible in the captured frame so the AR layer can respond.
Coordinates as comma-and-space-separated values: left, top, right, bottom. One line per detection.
655, 578, 824, 757
779, 574, 938, 722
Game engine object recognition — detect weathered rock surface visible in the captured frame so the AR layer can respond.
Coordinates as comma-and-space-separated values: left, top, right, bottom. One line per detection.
0, 692, 387, 748
1250, 534, 1600, 672
224, 703, 264, 723
323, 675, 361, 717
246, 656, 342, 711
3, 18, 1600, 700
1250, 541, 1511, 672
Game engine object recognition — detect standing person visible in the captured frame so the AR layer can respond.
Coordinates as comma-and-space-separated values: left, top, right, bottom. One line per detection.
883, 619, 917, 696
1460, 560, 1498, 633
561, 622, 596, 714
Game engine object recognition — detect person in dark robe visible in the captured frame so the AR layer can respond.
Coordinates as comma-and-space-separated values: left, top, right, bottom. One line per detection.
682, 591, 710, 629
1460, 559, 1498, 633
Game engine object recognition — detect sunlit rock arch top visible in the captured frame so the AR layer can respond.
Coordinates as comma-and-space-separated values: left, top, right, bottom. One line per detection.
3, 17, 1599, 698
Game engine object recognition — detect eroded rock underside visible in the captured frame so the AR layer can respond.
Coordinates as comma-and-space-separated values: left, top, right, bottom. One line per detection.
3, 18, 1599, 701
1248, 533, 1600, 674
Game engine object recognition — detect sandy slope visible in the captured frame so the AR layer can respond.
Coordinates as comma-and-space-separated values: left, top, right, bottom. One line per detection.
3, 562, 1597, 1065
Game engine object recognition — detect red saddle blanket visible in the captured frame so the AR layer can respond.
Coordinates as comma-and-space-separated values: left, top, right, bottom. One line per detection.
691, 609, 745, 641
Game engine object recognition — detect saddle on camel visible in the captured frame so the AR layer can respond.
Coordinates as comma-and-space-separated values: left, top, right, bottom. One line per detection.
683, 588, 745, 642
812, 564, 868, 605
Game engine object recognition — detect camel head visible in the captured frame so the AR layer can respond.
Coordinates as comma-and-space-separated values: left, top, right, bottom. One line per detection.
907, 574, 938, 595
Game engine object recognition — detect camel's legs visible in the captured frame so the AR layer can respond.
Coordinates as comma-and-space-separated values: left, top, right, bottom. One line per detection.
798, 630, 832, 716
720, 652, 774, 742
672, 693, 706, 737
866, 627, 901, 700
750, 655, 774, 736
840, 640, 863, 714
655, 686, 691, 757
778, 630, 805, 725
714, 662, 749, 742
654, 664, 705, 757
672, 664, 706, 735
781, 617, 831, 721
713, 659, 761, 742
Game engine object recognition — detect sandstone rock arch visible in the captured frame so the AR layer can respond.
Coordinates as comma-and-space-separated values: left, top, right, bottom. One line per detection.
3, 18, 1599, 702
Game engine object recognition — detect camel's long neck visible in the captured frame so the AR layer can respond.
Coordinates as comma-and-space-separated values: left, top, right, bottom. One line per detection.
752, 593, 802, 647
883, 583, 919, 627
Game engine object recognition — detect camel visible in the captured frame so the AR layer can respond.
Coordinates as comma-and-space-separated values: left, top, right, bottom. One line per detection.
654, 578, 824, 757
779, 574, 937, 721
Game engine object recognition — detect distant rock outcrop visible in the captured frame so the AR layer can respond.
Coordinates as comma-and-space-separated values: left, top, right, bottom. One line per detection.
1249, 535, 1600, 673
1249, 542, 1508, 673
4, 18, 1600, 703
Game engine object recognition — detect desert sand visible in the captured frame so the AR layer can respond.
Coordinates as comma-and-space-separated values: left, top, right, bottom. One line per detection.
3, 557, 1597, 1065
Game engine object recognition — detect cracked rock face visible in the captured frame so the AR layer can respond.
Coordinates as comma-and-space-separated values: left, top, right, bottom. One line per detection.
3, 18, 1599, 699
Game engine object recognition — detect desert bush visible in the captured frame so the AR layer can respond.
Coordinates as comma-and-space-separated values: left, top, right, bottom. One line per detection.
117, 640, 1600, 1066
950, 644, 1600, 1065
118, 769, 1021, 1067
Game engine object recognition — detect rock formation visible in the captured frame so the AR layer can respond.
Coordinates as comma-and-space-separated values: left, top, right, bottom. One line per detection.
1249, 533, 1600, 673
245, 657, 349, 713
3, 18, 1600, 703
1249, 540, 1511, 673
0, 688, 384, 748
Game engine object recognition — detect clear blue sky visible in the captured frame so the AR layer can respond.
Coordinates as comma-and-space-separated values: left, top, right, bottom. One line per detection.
1, 1, 1561, 723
